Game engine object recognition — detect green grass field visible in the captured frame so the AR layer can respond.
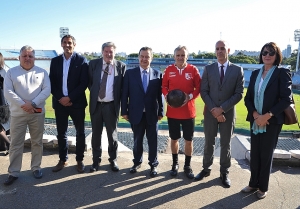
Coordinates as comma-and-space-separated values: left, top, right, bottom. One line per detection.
45, 89, 300, 131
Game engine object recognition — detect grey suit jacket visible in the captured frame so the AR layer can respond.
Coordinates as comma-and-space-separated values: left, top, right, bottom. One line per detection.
201, 61, 244, 117
88, 58, 126, 116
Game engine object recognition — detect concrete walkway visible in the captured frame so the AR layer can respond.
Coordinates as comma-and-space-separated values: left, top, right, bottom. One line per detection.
0, 128, 300, 208
1, 148, 300, 208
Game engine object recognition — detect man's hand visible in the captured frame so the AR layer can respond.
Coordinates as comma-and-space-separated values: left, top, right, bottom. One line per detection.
21, 101, 35, 113
216, 114, 226, 122
59, 97, 71, 106
180, 92, 190, 107
211, 107, 224, 118
158, 116, 163, 120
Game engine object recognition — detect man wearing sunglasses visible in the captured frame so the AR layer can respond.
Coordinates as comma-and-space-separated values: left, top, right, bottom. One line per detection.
196, 40, 244, 188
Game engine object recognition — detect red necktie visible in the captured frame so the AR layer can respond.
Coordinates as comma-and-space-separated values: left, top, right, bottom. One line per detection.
220, 65, 224, 83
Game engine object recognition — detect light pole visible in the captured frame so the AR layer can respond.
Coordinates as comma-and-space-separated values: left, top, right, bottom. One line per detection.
294, 29, 300, 73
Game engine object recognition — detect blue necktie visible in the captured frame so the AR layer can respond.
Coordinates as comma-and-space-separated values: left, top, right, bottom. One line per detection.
142, 70, 147, 92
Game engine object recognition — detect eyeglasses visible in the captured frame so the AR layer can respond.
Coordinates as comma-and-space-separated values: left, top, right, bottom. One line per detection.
216, 47, 225, 51
262, 51, 275, 56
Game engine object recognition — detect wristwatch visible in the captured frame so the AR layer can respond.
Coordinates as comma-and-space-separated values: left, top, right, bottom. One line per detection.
269, 111, 274, 117
31, 102, 37, 108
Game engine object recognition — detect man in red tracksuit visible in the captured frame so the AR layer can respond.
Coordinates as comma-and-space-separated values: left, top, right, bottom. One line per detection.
162, 45, 201, 179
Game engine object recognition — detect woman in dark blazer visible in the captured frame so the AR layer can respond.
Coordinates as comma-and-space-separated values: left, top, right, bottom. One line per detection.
243, 42, 292, 199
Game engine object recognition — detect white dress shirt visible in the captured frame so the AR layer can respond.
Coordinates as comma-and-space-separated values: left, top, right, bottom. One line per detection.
217, 60, 229, 76
62, 53, 73, 96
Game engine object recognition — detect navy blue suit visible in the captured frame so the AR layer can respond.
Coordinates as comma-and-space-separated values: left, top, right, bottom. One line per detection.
49, 53, 89, 162
121, 67, 163, 167
244, 67, 292, 192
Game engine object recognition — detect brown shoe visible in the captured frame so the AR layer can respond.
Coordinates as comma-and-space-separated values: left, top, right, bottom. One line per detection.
257, 190, 267, 199
77, 161, 85, 173
52, 161, 68, 172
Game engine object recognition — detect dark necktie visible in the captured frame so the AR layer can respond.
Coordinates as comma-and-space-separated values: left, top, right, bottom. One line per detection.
142, 70, 147, 92
220, 65, 224, 84
98, 63, 109, 99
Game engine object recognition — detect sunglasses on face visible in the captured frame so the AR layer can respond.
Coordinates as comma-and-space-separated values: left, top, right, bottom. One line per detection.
262, 51, 275, 56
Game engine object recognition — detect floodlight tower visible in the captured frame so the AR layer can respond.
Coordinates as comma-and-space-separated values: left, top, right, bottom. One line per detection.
60, 27, 69, 38
294, 29, 300, 73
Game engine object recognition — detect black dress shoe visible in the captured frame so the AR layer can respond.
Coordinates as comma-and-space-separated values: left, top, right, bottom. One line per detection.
110, 161, 119, 172
33, 170, 43, 179
77, 161, 85, 173
90, 162, 99, 172
220, 173, 231, 188
150, 166, 158, 177
194, 170, 211, 181
90, 165, 98, 172
170, 164, 179, 176
130, 164, 141, 173
184, 166, 194, 179
4, 175, 18, 186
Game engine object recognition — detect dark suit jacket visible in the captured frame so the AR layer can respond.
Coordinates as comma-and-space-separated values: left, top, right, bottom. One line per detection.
121, 67, 163, 125
88, 58, 126, 116
244, 67, 292, 124
201, 61, 244, 117
49, 53, 89, 109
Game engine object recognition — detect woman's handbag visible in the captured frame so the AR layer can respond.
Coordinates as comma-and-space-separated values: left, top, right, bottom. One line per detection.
284, 96, 300, 128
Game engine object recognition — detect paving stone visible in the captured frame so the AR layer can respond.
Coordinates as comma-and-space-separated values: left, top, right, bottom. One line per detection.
273, 149, 291, 159
290, 150, 300, 159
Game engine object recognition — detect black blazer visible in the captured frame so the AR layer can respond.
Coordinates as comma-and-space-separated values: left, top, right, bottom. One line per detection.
88, 58, 126, 116
49, 53, 89, 109
244, 67, 292, 124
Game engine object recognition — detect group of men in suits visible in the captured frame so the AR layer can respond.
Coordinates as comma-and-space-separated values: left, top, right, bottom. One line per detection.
3, 36, 244, 188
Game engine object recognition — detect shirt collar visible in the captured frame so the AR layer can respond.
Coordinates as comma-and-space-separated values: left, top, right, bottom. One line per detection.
62, 53, 74, 61
140, 66, 150, 73
218, 60, 229, 68
103, 61, 113, 67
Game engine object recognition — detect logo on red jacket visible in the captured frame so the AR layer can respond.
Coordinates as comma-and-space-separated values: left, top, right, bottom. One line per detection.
169, 72, 176, 77
185, 73, 192, 80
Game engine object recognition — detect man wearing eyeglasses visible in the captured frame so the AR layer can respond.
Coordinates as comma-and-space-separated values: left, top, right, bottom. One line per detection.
3, 45, 51, 185
88, 42, 126, 172
195, 40, 244, 188
121, 47, 163, 177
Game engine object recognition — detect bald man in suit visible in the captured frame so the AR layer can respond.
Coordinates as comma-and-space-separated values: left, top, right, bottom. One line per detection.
195, 40, 244, 188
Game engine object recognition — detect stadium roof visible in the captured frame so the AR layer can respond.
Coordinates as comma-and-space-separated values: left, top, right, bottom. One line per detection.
0, 49, 57, 72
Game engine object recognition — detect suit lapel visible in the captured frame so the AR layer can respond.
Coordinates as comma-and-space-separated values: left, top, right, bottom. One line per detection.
266, 67, 280, 89
213, 63, 221, 85
113, 59, 119, 94
149, 67, 158, 81
134, 67, 144, 92
221, 61, 233, 85
57, 55, 64, 85
113, 60, 119, 77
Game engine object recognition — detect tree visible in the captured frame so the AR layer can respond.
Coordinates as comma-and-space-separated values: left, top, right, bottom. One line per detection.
128, 53, 138, 57
282, 49, 298, 71
229, 55, 258, 64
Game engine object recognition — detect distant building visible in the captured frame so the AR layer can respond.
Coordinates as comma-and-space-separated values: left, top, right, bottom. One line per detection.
282, 44, 292, 58
231, 50, 260, 56
116, 52, 126, 57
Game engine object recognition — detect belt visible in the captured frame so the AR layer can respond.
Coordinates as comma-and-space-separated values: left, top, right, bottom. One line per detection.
98, 101, 114, 104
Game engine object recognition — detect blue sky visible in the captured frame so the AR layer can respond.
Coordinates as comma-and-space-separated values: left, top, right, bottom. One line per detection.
0, 0, 299, 54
